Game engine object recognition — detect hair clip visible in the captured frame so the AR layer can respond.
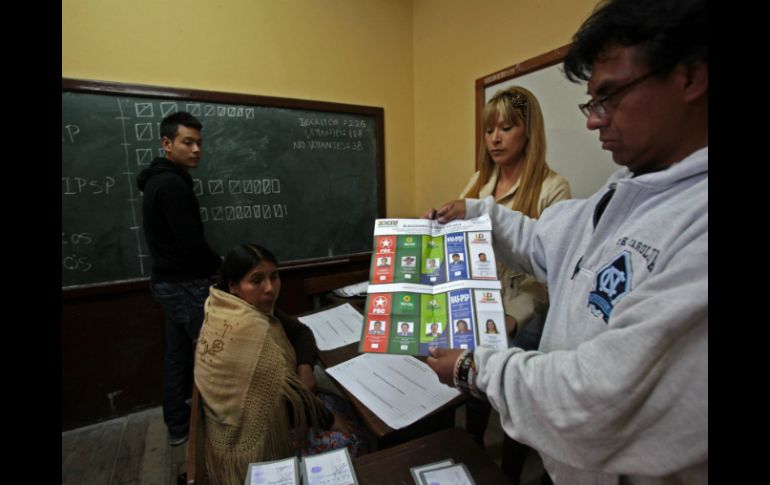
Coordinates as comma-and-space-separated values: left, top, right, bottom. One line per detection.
501, 91, 529, 118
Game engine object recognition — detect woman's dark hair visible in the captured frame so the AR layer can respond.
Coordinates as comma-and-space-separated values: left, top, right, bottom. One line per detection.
215, 244, 278, 292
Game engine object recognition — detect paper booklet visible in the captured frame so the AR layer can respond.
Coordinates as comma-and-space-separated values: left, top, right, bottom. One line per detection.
409, 459, 455, 484
415, 462, 476, 485
359, 215, 508, 356
244, 447, 357, 485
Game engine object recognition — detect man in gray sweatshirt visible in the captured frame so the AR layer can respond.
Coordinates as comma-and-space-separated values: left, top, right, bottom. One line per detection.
426, 0, 707, 483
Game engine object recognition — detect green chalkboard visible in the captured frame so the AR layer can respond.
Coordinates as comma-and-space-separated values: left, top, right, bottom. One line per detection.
62, 79, 384, 289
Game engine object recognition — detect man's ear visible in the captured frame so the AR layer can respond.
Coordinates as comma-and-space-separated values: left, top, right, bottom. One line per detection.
682, 61, 708, 103
161, 136, 172, 153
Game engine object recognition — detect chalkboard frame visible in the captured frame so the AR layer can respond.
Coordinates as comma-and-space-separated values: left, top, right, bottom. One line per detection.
62, 78, 385, 296
474, 43, 570, 167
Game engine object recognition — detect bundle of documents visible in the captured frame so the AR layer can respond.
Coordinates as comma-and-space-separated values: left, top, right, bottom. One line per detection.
410, 459, 476, 485
244, 447, 357, 485
360, 215, 507, 356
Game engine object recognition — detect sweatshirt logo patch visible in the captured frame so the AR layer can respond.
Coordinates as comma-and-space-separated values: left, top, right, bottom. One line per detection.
588, 251, 632, 323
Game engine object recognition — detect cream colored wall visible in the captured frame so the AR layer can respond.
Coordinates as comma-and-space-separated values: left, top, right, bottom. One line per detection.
412, 0, 599, 213
62, 0, 415, 217
62, 0, 598, 218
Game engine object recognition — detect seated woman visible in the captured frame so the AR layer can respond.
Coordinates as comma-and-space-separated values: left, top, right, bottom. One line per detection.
195, 243, 365, 484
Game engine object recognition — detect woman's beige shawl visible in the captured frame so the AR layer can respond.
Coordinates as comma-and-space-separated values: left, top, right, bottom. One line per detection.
194, 287, 322, 485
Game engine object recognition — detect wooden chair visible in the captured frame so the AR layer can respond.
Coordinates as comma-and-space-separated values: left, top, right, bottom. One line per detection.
185, 383, 209, 484
302, 269, 369, 309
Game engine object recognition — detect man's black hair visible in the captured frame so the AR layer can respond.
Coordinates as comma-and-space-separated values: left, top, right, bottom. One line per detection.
564, 0, 708, 82
160, 111, 203, 140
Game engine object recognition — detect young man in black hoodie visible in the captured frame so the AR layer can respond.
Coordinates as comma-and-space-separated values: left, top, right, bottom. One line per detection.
136, 111, 221, 446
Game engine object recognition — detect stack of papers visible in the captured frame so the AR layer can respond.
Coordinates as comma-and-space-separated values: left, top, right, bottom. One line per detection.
297, 303, 364, 351
244, 448, 357, 485
332, 280, 369, 297
326, 353, 461, 430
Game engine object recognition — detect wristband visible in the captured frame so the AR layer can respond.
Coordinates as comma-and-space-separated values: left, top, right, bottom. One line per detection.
453, 350, 468, 387
456, 351, 474, 391
456, 351, 483, 399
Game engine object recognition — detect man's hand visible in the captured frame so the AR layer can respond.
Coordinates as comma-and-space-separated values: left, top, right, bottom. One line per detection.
422, 207, 438, 219
505, 315, 519, 336
426, 347, 465, 386
435, 200, 467, 223
297, 364, 317, 392
422, 200, 467, 223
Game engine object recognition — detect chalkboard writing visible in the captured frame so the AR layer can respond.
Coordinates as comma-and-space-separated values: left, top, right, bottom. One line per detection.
62, 79, 384, 289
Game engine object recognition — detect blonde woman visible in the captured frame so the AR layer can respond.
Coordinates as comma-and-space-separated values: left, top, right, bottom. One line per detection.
426, 85, 570, 482
460, 86, 570, 339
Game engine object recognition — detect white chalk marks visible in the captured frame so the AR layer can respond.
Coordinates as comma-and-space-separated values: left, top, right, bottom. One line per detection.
193, 176, 287, 223
193, 178, 281, 195
205, 204, 288, 222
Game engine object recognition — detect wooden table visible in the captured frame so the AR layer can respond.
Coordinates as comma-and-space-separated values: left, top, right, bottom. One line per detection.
323, 293, 365, 312
353, 427, 511, 484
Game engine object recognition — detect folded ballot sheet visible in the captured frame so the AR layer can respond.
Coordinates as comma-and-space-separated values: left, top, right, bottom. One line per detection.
360, 215, 508, 356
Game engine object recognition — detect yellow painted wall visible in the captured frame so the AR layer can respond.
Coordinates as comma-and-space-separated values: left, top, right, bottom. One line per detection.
62, 0, 598, 218
62, 0, 415, 216
412, 0, 598, 213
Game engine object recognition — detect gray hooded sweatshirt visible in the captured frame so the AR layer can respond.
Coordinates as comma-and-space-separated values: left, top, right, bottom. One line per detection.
468, 147, 708, 485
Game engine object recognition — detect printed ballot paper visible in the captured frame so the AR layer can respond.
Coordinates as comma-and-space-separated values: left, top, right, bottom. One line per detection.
361, 215, 507, 356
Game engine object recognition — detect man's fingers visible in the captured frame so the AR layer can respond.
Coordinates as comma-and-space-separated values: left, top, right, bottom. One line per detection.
428, 346, 445, 358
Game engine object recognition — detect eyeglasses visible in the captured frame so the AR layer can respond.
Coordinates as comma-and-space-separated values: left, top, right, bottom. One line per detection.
578, 69, 660, 118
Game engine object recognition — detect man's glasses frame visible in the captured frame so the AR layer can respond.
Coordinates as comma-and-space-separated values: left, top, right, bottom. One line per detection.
578, 69, 664, 118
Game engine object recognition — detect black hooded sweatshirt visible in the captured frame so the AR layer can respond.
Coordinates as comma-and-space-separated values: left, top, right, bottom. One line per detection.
136, 158, 220, 282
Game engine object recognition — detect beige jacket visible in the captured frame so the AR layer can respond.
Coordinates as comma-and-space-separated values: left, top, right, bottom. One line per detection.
460, 167, 570, 329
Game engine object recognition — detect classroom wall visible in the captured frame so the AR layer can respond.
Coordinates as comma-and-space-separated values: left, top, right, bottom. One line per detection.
412, 0, 600, 212
61, 0, 602, 428
62, 0, 601, 221
62, 0, 415, 217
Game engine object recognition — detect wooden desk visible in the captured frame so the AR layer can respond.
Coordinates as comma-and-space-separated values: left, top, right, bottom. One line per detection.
323, 293, 365, 312
353, 427, 511, 484
302, 270, 369, 310
317, 340, 469, 448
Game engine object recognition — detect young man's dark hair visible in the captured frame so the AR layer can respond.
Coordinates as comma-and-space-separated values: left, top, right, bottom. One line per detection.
564, 0, 707, 82
160, 111, 203, 140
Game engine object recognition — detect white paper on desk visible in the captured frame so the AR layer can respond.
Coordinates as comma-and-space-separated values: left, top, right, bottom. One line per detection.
418, 463, 476, 485
325, 353, 461, 430
333, 280, 368, 297
245, 456, 299, 485
298, 304, 363, 351
410, 459, 455, 484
